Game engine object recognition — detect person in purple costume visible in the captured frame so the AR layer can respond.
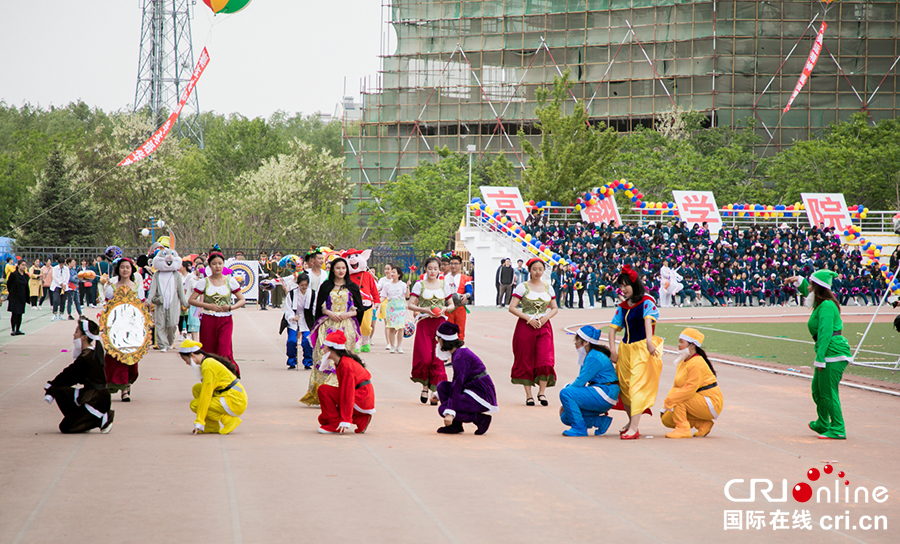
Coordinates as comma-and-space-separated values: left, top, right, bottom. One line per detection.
434, 322, 499, 434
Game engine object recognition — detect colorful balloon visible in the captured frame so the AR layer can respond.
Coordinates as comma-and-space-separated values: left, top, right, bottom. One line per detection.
203, 0, 252, 14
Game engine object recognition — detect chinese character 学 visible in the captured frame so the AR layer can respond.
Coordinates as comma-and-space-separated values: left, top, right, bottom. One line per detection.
807, 197, 849, 229
681, 194, 719, 224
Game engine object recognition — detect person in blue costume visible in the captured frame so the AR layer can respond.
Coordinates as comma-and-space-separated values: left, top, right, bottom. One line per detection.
559, 325, 619, 437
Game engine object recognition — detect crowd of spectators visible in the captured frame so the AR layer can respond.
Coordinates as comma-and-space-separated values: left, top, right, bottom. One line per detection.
518, 213, 897, 310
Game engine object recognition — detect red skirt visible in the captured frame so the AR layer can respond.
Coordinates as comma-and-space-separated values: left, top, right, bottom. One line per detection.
410, 316, 447, 390
105, 354, 138, 392
199, 314, 240, 377
510, 318, 556, 387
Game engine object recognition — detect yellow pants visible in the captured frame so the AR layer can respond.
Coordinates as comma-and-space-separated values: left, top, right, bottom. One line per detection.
360, 308, 374, 337
190, 383, 247, 433
616, 336, 663, 416
661, 392, 722, 431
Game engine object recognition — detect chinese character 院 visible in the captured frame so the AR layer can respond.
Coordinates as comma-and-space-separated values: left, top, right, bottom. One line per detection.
807, 197, 849, 229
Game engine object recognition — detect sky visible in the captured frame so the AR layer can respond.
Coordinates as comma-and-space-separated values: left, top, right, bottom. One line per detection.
0, 1, 387, 119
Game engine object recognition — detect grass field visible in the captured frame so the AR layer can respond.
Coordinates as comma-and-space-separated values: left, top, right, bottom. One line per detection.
654, 322, 900, 384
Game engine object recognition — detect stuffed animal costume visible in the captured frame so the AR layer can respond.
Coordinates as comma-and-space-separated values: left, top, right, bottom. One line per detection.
147, 249, 188, 351
343, 249, 381, 353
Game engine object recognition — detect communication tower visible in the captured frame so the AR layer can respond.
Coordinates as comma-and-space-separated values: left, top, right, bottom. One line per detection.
133, 0, 203, 147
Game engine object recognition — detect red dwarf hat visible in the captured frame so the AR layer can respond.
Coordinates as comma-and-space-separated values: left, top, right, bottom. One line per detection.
526, 257, 543, 269
323, 330, 347, 350
341, 249, 363, 258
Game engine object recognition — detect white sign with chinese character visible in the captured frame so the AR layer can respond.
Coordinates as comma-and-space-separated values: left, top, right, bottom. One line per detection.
480, 186, 529, 224
672, 191, 723, 234
580, 193, 622, 226
801, 193, 853, 231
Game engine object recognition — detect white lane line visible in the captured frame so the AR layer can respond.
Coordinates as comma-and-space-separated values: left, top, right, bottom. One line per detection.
358, 440, 459, 544
220, 438, 243, 544
0, 351, 65, 400
685, 324, 900, 359
11, 434, 87, 544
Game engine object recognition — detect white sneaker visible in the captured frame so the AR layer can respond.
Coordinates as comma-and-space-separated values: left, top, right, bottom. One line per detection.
160, 347, 167, 353
384, 345, 391, 351
50, 315, 57, 322
397, 346, 404, 354
388, 346, 395, 353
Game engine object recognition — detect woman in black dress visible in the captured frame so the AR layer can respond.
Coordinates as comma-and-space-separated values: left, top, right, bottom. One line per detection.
6, 260, 29, 336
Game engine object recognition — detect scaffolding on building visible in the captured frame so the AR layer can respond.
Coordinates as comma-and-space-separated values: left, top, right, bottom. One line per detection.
345, 0, 900, 213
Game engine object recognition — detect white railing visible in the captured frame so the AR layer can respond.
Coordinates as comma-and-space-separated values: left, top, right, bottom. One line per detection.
466, 207, 538, 259
520, 207, 900, 235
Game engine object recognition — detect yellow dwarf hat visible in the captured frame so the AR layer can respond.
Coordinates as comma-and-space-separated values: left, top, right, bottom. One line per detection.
179, 339, 203, 354
679, 328, 704, 347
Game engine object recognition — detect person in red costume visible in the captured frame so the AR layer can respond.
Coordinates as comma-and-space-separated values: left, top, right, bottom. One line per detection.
342, 249, 381, 353
316, 330, 376, 434
443, 254, 473, 341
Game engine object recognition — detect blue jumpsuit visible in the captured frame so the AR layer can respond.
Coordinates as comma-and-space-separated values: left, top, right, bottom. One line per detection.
559, 349, 620, 436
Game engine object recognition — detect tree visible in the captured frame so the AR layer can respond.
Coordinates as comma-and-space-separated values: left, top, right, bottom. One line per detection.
268, 111, 343, 158
78, 112, 190, 247
613, 109, 768, 206
366, 147, 474, 253
216, 140, 355, 250
518, 70, 620, 202
767, 113, 900, 209
15, 148, 95, 246
199, 113, 286, 191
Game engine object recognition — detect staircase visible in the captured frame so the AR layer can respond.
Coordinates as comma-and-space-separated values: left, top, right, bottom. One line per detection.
458, 210, 552, 307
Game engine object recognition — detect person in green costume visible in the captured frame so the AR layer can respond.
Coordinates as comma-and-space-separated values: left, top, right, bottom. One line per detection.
786, 270, 853, 439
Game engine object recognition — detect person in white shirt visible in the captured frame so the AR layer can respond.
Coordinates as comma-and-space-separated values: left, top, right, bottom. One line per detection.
282, 272, 316, 370
377, 263, 394, 350
49, 255, 71, 322
382, 265, 409, 353
658, 261, 673, 308
305, 250, 326, 293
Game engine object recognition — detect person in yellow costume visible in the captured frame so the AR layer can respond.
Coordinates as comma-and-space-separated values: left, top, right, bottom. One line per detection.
659, 328, 723, 438
179, 339, 247, 435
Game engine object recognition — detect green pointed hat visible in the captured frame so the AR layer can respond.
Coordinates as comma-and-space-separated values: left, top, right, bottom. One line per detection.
810, 269, 837, 290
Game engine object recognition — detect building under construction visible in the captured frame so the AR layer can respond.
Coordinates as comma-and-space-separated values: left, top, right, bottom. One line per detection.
344, 0, 900, 210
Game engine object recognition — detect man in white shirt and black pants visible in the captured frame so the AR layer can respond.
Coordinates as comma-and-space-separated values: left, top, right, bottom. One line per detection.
282, 271, 316, 370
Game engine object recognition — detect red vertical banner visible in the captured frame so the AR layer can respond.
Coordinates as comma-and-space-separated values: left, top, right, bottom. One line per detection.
783, 23, 827, 114
119, 48, 210, 166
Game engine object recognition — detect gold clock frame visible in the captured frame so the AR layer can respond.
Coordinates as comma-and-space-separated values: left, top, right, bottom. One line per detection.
99, 286, 152, 366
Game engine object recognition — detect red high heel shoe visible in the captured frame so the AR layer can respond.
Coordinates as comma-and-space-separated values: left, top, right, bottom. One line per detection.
620, 430, 641, 440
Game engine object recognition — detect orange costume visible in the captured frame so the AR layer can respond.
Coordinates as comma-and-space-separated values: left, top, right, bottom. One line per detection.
443, 272, 472, 340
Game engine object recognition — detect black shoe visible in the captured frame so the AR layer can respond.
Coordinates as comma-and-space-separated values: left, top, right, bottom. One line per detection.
14, 331, 25, 336
474, 414, 492, 435
67, 315, 75, 321
100, 410, 115, 433
437, 421, 465, 434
